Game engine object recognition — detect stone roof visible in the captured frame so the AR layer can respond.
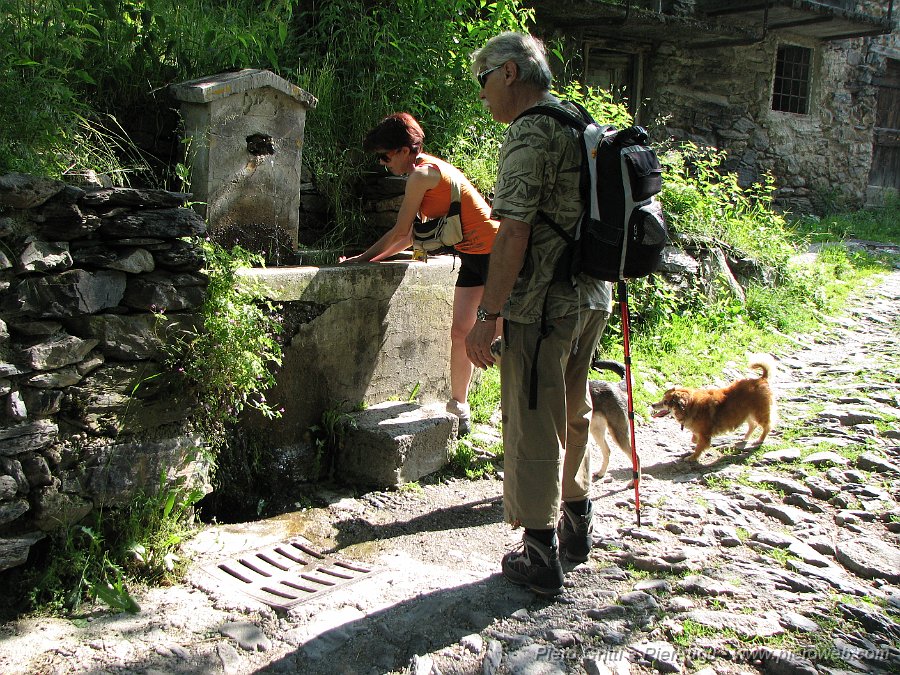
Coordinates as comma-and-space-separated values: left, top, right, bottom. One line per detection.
170, 69, 317, 108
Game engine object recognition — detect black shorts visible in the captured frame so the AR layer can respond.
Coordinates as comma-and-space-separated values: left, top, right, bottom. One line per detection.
455, 251, 491, 288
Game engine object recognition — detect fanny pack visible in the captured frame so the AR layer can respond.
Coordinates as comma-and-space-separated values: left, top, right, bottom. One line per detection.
412, 174, 463, 253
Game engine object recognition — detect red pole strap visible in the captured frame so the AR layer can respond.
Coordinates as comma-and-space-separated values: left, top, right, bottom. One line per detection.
617, 281, 641, 528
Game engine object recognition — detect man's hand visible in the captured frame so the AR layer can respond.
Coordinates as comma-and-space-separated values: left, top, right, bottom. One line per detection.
466, 320, 498, 369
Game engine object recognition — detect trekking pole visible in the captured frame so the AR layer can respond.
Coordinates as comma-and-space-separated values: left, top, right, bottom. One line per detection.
617, 280, 641, 527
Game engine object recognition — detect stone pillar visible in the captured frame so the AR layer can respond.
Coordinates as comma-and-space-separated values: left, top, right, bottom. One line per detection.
170, 69, 317, 252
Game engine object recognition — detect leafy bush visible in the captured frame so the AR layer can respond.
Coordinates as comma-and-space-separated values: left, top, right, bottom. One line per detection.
168, 241, 284, 433
660, 143, 793, 269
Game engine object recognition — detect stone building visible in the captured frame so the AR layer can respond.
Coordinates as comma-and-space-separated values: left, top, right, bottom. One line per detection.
529, 0, 899, 213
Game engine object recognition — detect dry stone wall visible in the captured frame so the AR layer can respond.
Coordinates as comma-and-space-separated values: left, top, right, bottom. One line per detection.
0, 173, 211, 571
643, 31, 889, 213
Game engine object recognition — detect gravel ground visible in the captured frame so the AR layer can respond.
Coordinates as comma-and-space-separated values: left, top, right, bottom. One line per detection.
0, 263, 898, 675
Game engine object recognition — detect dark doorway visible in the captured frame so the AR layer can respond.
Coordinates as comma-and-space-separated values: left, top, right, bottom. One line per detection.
584, 45, 642, 120
868, 58, 900, 205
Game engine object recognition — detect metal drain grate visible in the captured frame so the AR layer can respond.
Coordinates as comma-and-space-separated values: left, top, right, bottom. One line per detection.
199, 537, 378, 610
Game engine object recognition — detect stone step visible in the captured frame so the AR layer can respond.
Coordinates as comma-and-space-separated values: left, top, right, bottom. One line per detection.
337, 402, 457, 488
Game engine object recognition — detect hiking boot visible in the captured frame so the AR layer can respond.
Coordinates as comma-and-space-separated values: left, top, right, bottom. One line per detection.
501, 533, 564, 596
446, 399, 471, 437
557, 500, 594, 563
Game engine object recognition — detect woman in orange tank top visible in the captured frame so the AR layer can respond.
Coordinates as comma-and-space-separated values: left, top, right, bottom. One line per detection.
340, 112, 500, 436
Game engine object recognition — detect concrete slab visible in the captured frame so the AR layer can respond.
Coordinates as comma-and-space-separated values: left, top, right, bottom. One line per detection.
338, 401, 456, 487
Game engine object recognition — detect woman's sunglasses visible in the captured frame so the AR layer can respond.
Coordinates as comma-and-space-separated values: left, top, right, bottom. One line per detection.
477, 64, 502, 88
377, 150, 395, 163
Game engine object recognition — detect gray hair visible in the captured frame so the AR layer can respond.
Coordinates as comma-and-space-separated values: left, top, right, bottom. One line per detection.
471, 32, 552, 91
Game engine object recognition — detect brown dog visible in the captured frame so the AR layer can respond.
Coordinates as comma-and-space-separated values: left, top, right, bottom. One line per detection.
650, 355, 777, 461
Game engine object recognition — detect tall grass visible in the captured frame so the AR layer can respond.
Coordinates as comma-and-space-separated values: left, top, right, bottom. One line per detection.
791, 192, 900, 244
289, 0, 533, 247
0, 0, 298, 179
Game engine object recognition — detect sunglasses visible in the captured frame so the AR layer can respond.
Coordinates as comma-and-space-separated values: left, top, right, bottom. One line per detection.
477, 64, 502, 88
376, 150, 396, 163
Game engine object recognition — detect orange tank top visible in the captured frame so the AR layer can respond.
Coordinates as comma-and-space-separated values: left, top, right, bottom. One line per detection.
417, 154, 498, 255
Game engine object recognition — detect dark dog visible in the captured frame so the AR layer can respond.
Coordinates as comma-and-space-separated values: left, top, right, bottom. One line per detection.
650, 354, 778, 462
589, 359, 639, 481
490, 342, 638, 481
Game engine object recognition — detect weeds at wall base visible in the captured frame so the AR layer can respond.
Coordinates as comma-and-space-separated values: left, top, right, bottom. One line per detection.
21, 471, 204, 616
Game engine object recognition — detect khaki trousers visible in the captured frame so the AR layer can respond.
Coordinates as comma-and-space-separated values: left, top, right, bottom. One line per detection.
500, 309, 609, 530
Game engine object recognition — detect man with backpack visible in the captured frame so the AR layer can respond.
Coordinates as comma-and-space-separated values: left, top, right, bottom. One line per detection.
466, 31, 613, 596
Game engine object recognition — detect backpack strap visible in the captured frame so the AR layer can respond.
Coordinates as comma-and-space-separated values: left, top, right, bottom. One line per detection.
447, 170, 462, 217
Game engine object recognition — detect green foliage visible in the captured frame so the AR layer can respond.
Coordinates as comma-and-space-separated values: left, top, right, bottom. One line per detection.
661, 143, 793, 269
289, 0, 533, 246
448, 437, 503, 479
0, 0, 298, 178
167, 241, 284, 434
552, 81, 634, 129
308, 402, 358, 480
27, 472, 203, 614
469, 366, 501, 424
791, 193, 900, 245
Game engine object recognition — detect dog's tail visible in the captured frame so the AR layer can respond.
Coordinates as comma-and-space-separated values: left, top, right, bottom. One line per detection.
592, 358, 626, 380
748, 353, 777, 380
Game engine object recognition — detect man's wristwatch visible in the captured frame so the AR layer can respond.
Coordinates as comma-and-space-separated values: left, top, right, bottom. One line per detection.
476, 306, 501, 322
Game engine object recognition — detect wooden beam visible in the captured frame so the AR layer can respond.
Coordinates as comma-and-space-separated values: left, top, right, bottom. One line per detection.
704, 2, 771, 18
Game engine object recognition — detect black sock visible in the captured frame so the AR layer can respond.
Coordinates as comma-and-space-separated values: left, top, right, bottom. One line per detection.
564, 499, 589, 516
525, 528, 555, 547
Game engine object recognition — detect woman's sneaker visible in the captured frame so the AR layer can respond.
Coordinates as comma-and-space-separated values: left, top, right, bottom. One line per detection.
557, 500, 594, 563
501, 533, 564, 596
446, 399, 471, 437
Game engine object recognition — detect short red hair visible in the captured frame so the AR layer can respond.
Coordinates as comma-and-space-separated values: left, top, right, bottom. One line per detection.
363, 112, 424, 154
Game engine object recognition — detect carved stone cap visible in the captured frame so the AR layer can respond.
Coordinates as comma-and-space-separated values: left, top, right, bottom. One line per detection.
170, 68, 317, 108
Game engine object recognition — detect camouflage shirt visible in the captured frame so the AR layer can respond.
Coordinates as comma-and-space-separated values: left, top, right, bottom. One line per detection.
490, 100, 612, 324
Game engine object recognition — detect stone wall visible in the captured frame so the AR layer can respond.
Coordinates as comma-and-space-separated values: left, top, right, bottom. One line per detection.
629, 3, 900, 214
642, 30, 894, 212
0, 173, 212, 572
